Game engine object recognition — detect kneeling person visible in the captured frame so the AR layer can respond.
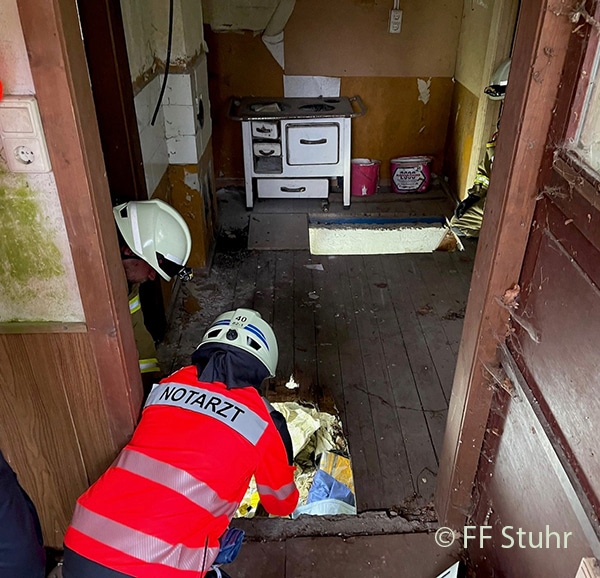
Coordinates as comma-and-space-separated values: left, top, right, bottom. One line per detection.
63, 309, 298, 578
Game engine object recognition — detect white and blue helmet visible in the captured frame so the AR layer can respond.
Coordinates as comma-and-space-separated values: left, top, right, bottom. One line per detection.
197, 308, 278, 377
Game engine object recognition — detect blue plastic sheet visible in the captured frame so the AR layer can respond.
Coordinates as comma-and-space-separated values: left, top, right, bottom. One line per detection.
306, 469, 355, 506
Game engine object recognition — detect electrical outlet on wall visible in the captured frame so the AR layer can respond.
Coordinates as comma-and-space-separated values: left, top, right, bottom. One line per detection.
388, 9, 402, 34
0, 96, 52, 173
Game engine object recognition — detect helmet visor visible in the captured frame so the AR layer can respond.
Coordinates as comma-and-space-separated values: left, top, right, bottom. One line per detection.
156, 253, 193, 281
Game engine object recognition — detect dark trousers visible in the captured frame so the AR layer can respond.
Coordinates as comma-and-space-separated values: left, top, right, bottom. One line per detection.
63, 547, 133, 578
0, 451, 46, 578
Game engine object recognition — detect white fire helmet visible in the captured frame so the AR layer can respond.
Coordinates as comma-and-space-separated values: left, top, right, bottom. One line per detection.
484, 58, 511, 100
197, 308, 279, 378
113, 199, 192, 281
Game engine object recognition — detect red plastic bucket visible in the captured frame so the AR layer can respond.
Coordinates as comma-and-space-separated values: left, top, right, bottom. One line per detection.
351, 158, 380, 197
390, 156, 432, 193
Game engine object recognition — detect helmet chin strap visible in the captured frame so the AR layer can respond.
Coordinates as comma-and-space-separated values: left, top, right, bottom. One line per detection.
177, 267, 194, 282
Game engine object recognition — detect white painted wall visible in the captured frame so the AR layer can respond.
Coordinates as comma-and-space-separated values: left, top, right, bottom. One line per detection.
120, 0, 205, 83
164, 74, 197, 164
176, 0, 205, 60
124, 0, 212, 195
134, 77, 170, 197
120, 0, 169, 84
192, 53, 212, 159
0, 0, 84, 323
0, 1, 34, 94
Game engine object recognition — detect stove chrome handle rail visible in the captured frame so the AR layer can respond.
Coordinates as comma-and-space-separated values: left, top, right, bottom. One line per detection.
348, 95, 367, 118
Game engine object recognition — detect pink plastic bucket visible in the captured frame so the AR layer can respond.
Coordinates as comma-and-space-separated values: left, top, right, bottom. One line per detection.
390, 156, 432, 193
351, 158, 380, 197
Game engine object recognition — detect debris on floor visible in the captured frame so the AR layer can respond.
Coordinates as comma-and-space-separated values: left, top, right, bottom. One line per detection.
291, 453, 357, 518
285, 374, 300, 390
235, 402, 355, 519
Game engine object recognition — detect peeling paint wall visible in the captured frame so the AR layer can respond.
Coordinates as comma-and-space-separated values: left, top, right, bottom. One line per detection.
203, 0, 282, 32
444, 82, 478, 200
121, 0, 216, 267
152, 142, 217, 270
120, 0, 169, 85
205, 0, 463, 184
285, 0, 462, 78
120, 0, 205, 87
176, 0, 206, 59
0, 0, 84, 324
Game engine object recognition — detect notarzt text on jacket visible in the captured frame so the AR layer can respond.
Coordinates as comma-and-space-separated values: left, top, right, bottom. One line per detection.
160, 386, 246, 422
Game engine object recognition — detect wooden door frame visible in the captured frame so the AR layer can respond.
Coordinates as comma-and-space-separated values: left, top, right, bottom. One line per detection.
76, 0, 168, 342
76, 0, 148, 203
17, 0, 143, 447
435, 0, 580, 527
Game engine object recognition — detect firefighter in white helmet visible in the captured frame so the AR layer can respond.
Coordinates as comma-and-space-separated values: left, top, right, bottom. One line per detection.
451, 59, 511, 237
113, 199, 192, 389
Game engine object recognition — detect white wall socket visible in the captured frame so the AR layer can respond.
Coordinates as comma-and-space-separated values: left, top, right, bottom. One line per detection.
0, 96, 52, 173
389, 9, 402, 34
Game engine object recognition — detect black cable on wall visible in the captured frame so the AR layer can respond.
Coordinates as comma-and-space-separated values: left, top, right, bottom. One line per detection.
151, 0, 174, 126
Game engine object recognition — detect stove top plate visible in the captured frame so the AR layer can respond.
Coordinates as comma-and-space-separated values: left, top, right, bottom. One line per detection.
229, 96, 365, 121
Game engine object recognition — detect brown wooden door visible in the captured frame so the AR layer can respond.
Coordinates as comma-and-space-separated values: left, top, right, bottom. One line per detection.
465, 2, 600, 575
506, 0, 600, 540
436, 1, 600, 573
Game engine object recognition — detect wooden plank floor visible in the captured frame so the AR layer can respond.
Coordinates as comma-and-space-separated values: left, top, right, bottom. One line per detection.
159, 190, 477, 513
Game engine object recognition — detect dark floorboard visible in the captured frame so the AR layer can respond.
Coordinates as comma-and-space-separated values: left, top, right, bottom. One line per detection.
159, 190, 477, 513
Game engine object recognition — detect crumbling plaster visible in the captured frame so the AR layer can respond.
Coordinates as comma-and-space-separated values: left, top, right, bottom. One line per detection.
0, 0, 84, 323
120, 0, 205, 87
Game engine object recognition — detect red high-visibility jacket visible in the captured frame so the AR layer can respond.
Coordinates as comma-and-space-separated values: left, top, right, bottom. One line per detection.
64, 366, 298, 578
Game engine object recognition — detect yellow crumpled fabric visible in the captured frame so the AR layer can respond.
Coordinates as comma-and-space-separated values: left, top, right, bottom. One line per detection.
235, 402, 350, 517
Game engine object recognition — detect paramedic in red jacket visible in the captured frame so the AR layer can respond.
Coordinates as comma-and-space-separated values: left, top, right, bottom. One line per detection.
62, 308, 298, 578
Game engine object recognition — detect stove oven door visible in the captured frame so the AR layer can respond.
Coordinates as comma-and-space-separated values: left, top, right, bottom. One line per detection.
286, 122, 339, 165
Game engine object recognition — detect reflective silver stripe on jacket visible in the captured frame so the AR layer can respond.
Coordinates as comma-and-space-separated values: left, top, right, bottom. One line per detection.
139, 358, 160, 374
145, 382, 269, 445
129, 294, 141, 314
116, 449, 239, 518
262, 397, 275, 414
256, 480, 297, 502
70, 504, 219, 571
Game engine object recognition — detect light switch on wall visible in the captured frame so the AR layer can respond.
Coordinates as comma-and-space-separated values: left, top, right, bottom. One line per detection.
0, 96, 52, 173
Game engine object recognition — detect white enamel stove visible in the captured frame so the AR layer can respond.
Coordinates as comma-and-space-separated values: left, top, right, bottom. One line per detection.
229, 96, 365, 208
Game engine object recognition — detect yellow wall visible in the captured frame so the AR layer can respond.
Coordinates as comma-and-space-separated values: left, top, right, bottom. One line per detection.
444, 0, 492, 199
454, 0, 494, 95
153, 141, 218, 271
444, 0, 514, 199
444, 81, 478, 201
